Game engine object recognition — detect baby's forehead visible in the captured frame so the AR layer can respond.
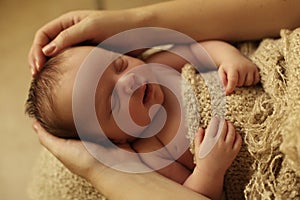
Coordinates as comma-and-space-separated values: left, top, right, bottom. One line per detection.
64, 46, 121, 65
64, 46, 118, 57
61, 46, 96, 70
58, 46, 116, 83
63, 46, 95, 59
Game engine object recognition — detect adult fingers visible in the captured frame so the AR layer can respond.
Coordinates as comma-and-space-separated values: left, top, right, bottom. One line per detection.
28, 26, 53, 76
28, 11, 90, 75
28, 46, 47, 77
42, 19, 89, 57
32, 121, 87, 165
32, 121, 68, 158
29, 14, 72, 73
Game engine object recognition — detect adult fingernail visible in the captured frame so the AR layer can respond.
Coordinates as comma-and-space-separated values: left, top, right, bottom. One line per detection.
42, 43, 56, 55
33, 122, 39, 132
31, 68, 35, 75
35, 60, 40, 70
33, 125, 38, 132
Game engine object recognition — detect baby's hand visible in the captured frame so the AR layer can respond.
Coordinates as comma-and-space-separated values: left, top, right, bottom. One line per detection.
193, 119, 242, 177
218, 53, 260, 95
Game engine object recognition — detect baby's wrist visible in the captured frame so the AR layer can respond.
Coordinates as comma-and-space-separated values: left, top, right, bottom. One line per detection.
195, 164, 226, 178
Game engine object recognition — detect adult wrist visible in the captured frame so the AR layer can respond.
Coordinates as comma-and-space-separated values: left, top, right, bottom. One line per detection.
128, 6, 154, 28
85, 162, 109, 185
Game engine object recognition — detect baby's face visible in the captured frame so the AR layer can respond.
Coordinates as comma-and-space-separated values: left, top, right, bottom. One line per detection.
56, 46, 164, 144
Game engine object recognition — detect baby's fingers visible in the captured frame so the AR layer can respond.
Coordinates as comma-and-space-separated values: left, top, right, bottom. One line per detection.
218, 67, 227, 88
254, 70, 260, 84
194, 128, 205, 148
226, 69, 239, 95
244, 73, 254, 86
225, 122, 237, 147
233, 132, 242, 152
245, 67, 260, 86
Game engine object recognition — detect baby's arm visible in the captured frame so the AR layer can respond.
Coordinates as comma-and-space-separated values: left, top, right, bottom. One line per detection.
144, 41, 259, 95
132, 136, 193, 184
184, 119, 242, 200
191, 41, 260, 94
143, 45, 194, 73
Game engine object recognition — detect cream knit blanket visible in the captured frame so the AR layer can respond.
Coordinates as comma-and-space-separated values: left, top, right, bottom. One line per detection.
183, 28, 300, 199
28, 28, 300, 200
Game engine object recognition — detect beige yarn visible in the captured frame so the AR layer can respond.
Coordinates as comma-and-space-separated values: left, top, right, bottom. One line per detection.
27, 28, 300, 200
27, 148, 106, 200
182, 28, 300, 199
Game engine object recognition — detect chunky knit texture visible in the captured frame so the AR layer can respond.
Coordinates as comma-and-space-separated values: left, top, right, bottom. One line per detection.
27, 148, 106, 200
183, 28, 300, 199
28, 28, 300, 200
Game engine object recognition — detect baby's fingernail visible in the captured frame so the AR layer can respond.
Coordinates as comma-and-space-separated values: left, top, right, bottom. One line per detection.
226, 88, 233, 95
218, 118, 225, 128
42, 43, 56, 55
212, 116, 220, 123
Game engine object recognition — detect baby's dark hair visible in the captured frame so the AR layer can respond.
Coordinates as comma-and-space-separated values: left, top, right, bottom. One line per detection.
25, 54, 78, 139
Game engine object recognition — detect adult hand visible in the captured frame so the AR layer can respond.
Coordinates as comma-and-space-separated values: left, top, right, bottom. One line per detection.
33, 122, 210, 200
33, 121, 146, 180
28, 0, 300, 76
28, 10, 135, 76
32, 121, 107, 181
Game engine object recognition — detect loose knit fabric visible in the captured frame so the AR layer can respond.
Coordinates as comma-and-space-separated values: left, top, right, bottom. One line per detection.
27, 148, 106, 200
182, 28, 300, 199
27, 28, 300, 200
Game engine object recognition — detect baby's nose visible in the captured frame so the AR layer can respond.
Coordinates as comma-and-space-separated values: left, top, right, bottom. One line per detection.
117, 73, 141, 95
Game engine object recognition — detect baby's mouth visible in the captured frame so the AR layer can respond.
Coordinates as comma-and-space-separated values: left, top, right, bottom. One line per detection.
143, 84, 151, 104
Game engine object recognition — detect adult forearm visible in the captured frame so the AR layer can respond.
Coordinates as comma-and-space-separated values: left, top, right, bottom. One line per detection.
90, 164, 210, 200
129, 0, 300, 42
